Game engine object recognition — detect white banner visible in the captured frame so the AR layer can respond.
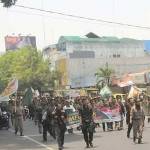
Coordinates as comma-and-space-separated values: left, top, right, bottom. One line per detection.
1, 78, 18, 96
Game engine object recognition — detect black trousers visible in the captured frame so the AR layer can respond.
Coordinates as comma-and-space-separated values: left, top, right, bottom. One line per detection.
102, 122, 113, 131
148, 117, 150, 123
127, 123, 132, 137
82, 123, 94, 145
43, 120, 55, 141
55, 125, 66, 149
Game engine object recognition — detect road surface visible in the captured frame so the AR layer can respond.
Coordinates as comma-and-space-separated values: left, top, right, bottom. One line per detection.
0, 119, 150, 150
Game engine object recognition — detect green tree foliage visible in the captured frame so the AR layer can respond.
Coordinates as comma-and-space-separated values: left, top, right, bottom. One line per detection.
95, 63, 114, 88
0, 47, 59, 92
0, 0, 17, 7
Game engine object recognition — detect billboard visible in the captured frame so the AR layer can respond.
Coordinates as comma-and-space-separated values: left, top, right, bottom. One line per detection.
5, 36, 36, 51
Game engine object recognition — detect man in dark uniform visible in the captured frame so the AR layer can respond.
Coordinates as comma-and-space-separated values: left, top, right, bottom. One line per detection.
42, 102, 56, 142
116, 95, 125, 130
35, 102, 43, 134
52, 103, 67, 150
125, 98, 134, 138
79, 99, 94, 148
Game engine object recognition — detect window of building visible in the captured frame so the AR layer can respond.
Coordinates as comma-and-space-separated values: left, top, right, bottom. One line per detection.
61, 42, 66, 51
113, 54, 116, 58
113, 54, 120, 58
117, 54, 120, 58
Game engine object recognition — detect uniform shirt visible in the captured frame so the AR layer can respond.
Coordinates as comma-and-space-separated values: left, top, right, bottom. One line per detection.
131, 106, 145, 122
52, 107, 67, 126
79, 105, 93, 123
15, 106, 24, 116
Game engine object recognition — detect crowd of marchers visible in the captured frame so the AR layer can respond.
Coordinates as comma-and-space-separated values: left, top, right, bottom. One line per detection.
0, 93, 150, 150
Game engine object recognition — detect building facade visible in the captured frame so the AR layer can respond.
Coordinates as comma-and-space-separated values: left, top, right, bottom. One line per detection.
43, 34, 150, 88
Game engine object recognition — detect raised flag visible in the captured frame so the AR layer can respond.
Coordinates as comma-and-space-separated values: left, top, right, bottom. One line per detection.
100, 85, 112, 99
34, 90, 40, 97
128, 86, 142, 98
118, 80, 134, 87
23, 87, 33, 106
1, 78, 18, 96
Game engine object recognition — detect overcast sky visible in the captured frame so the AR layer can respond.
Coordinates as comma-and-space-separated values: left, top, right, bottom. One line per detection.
1, 0, 150, 52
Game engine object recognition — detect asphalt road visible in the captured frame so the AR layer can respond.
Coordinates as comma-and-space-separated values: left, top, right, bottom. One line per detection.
0, 119, 150, 150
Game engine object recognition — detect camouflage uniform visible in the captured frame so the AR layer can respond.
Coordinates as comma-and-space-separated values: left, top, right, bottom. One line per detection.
14, 102, 24, 136
52, 105, 66, 150
131, 105, 145, 143
79, 104, 94, 148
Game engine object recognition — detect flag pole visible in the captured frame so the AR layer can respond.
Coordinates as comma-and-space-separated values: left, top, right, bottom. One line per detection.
14, 92, 17, 113
14, 78, 18, 112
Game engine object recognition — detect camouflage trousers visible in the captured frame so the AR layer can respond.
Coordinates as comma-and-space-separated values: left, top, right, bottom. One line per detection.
133, 119, 144, 139
14, 116, 23, 134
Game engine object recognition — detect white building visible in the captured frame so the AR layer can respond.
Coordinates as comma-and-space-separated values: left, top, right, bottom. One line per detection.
43, 33, 150, 88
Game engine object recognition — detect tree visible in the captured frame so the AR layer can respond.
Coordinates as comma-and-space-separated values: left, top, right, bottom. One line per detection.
0, 47, 59, 92
0, 0, 17, 7
95, 63, 114, 89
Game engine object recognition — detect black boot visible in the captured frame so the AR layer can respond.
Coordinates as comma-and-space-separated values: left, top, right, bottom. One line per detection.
127, 132, 130, 138
20, 132, 24, 136
138, 137, 142, 144
86, 143, 90, 148
15, 130, 18, 135
133, 137, 136, 143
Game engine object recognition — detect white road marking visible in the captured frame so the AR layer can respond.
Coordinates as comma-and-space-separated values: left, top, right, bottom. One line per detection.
23, 136, 55, 150
8, 128, 55, 150
24, 134, 41, 137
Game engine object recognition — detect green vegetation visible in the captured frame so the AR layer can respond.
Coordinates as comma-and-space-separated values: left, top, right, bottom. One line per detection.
0, 0, 17, 7
95, 63, 114, 90
0, 47, 60, 92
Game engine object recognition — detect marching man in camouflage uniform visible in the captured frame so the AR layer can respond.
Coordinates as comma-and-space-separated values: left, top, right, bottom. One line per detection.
52, 103, 67, 150
13, 100, 25, 136
79, 99, 94, 148
131, 100, 145, 144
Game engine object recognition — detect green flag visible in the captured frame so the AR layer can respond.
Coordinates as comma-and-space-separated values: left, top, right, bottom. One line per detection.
100, 85, 112, 99
23, 87, 33, 106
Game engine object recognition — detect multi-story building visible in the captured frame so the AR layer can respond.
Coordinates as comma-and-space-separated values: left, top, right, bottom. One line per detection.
43, 33, 150, 88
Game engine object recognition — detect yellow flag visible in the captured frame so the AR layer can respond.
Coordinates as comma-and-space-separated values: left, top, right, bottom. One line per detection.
128, 86, 142, 98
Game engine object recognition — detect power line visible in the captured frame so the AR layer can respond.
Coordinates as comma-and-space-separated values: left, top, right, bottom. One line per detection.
15, 4, 150, 30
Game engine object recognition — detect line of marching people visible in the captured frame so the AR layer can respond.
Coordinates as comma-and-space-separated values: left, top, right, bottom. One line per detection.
32, 96, 95, 149
6, 93, 150, 149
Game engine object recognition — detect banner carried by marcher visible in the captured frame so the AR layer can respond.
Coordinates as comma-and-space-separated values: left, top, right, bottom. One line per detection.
65, 106, 121, 128
0, 78, 18, 102
66, 112, 80, 129
94, 105, 121, 123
